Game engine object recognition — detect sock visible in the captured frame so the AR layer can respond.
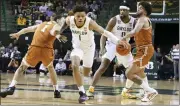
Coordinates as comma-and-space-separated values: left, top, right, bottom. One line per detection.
143, 77, 149, 86
140, 81, 153, 92
113, 72, 116, 75
125, 79, 134, 89
9, 80, 17, 87
78, 86, 85, 93
53, 85, 59, 91
84, 76, 89, 81
89, 86, 94, 92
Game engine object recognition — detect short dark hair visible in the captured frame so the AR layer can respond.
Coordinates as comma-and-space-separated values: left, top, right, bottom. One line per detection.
73, 5, 88, 14
139, 2, 152, 16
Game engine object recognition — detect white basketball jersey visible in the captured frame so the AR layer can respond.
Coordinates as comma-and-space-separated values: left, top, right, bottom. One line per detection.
69, 16, 95, 48
110, 15, 135, 42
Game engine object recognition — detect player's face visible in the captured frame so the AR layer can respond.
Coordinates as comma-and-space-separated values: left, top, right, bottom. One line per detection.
74, 12, 86, 25
120, 9, 129, 17
137, 5, 145, 17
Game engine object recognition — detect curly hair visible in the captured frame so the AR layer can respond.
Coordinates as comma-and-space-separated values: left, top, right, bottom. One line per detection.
139, 2, 152, 16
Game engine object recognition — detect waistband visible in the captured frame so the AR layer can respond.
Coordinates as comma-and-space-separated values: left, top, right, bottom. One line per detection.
30, 45, 53, 49
136, 44, 153, 48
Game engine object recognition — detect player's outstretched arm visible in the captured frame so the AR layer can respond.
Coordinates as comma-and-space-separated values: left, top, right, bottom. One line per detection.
100, 17, 116, 55
89, 19, 119, 45
10, 25, 39, 40
123, 17, 145, 39
55, 16, 70, 43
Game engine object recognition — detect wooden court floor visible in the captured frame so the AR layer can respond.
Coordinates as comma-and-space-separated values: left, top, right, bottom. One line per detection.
0, 73, 179, 105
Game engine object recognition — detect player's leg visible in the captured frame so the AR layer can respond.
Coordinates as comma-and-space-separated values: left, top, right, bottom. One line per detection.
42, 48, 60, 98
70, 48, 88, 103
82, 44, 95, 83
0, 46, 39, 98
116, 53, 137, 99
113, 63, 118, 77
86, 42, 116, 97
126, 46, 158, 102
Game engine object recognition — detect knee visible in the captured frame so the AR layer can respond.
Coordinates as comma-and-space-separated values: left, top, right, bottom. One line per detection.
125, 71, 133, 80
71, 63, 80, 71
47, 63, 54, 70
18, 64, 28, 72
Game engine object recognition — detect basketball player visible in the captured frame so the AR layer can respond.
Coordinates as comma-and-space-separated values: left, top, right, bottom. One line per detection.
122, 2, 158, 102
59, 5, 125, 103
86, 3, 138, 99
0, 15, 66, 98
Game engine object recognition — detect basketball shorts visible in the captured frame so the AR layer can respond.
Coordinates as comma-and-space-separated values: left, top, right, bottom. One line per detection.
23, 46, 54, 67
70, 44, 95, 68
102, 41, 133, 68
133, 45, 154, 68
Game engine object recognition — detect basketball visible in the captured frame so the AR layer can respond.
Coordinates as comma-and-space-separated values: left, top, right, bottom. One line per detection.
116, 41, 131, 56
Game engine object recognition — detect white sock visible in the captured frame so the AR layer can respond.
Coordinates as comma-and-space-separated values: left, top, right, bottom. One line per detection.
140, 81, 153, 92
143, 77, 149, 86
53, 85, 59, 91
78, 86, 85, 93
113, 72, 116, 75
125, 79, 134, 89
9, 80, 17, 87
84, 76, 89, 81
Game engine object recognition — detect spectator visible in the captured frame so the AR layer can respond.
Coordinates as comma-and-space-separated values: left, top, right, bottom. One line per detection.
39, 2, 48, 13
155, 47, 163, 69
90, 1, 99, 13
66, 0, 74, 11
39, 63, 48, 76
54, 49, 61, 65
21, 0, 29, 9
56, 3, 65, 14
87, 9, 97, 20
46, 7, 54, 17
113, 57, 125, 78
158, 53, 174, 80
7, 59, 19, 73
63, 50, 71, 61
10, 46, 21, 60
35, 16, 43, 25
45, 0, 53, 8
171, 44, 179, 80
55, 58, 67, 75
17, 14, 27, 30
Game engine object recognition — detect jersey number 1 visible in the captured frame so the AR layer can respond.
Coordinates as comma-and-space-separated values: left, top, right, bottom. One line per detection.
79, 34, 81, 41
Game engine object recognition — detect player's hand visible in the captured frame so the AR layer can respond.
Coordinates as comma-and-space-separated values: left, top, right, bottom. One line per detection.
59, 35, 68, 43
118, 40, 128, 49
121, 37, 126, 41
10, 33, 20, 40
99, 48, 106, 57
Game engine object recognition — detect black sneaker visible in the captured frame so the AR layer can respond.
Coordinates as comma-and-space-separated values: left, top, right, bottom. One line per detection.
54, 90, 61, 98
78, 91, 89, 103
0, 86, 16, 98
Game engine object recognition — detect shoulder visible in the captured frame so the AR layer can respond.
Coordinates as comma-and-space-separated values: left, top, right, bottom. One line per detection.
66, 16, 72, 25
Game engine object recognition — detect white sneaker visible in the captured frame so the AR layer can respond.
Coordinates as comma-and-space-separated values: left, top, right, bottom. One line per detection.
113, 73, 116, 77
136, 89, 145, 99
141, 89, 158, 102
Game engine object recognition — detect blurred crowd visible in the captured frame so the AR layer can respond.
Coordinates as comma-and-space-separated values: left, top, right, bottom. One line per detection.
12, 0, 103, 30
155, 44, 179, 80
0, 40, 102, 76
